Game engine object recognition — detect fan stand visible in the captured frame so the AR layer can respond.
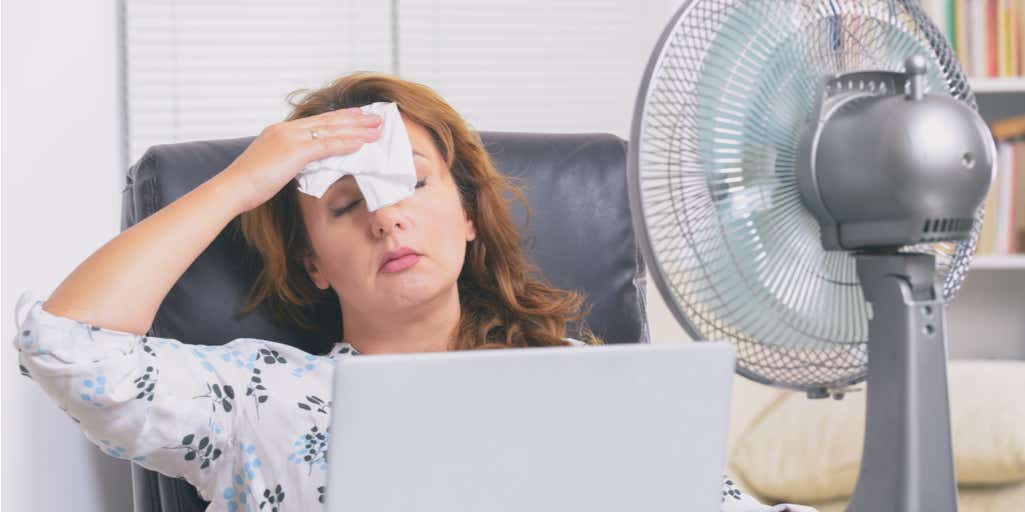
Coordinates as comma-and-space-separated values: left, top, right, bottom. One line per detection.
849, 252, 958, 512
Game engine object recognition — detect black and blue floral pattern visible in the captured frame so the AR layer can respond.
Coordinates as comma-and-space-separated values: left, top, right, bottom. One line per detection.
12, 289, 802, 512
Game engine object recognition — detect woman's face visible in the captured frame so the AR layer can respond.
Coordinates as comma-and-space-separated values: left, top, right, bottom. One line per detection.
296, 115, 477, 319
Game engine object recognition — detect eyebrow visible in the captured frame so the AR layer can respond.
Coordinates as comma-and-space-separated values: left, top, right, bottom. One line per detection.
322, 150, 429, 203
324, 178, 356, 201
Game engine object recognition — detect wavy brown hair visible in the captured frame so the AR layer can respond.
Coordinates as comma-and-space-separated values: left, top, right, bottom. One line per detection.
236, 71, 602, 352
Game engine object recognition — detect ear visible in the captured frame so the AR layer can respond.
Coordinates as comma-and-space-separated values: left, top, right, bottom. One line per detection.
303, 253, 331, 290
464, 214, 477, 243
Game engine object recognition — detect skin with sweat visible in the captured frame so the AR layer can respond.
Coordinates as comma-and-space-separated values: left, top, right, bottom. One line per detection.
296, 116, 477, 356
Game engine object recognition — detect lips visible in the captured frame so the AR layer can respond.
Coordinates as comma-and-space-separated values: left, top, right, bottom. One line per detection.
379, 246, 422, 272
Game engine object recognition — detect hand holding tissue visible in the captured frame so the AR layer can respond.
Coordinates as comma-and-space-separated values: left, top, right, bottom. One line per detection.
295, 101, 416, 212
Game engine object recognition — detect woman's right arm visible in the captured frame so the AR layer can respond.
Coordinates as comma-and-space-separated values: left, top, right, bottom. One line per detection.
41, 169, 243, 335
11, 105, 384, 496
42, 107, 382, 335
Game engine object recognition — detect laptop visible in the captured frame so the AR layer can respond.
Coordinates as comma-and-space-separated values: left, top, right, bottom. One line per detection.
325, 342, 735, 511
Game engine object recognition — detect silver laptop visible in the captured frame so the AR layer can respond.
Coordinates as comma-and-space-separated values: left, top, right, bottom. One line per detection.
325, 342, 735, 511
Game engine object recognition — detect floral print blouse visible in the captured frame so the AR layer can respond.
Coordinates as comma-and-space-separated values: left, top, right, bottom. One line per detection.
13, 289, 814, 512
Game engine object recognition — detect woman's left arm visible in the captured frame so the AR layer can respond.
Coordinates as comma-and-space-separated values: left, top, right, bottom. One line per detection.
719, 474, 819, 512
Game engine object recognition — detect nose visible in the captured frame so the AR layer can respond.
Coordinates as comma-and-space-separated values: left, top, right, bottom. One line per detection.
369, 203, 406, 238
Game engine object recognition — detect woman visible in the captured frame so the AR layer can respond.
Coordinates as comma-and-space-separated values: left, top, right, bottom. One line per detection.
13, 71, 813, 511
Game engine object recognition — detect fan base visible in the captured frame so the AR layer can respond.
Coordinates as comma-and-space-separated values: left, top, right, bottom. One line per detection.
847, 253, 958, 512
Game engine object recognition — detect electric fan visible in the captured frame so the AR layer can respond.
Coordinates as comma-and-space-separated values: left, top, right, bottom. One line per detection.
627, 1, 995, 511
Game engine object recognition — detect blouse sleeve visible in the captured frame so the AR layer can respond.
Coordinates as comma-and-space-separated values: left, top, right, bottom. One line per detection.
11, 289, 252, 500
719, 474, 819, 511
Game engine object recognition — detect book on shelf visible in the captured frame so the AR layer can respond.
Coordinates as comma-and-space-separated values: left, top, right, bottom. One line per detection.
921, 0, 1024, 79
978, 114, 1025, 255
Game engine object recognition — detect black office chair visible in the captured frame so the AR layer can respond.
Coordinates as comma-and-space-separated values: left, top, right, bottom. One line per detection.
122, 131, 651, 511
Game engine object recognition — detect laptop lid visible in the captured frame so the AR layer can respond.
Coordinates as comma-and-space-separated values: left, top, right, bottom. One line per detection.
325, 342, 735, 511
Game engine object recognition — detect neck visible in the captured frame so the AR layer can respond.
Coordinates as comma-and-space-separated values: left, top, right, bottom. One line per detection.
340, 285, 461, 355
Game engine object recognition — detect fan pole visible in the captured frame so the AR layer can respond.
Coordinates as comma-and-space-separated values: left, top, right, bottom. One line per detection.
848, 253, 958, 512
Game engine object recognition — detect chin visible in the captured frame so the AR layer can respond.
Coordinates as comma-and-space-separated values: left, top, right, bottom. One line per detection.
381, 276, 452, 309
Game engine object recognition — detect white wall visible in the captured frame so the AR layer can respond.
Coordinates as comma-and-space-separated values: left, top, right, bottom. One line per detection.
2, 1, 133, 511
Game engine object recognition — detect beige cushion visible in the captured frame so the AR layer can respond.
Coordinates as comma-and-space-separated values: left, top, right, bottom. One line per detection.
728, 360, 1025, 504
726, 374, 789, 455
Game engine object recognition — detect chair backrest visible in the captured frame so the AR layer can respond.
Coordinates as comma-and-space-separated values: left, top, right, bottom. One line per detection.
123, 131, 650, 511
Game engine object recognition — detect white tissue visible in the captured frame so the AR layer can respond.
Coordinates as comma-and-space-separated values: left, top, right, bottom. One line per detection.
295, 101, 416, 211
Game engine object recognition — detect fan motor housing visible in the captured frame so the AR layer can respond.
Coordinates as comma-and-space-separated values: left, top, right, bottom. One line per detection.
797, 69, 995, 251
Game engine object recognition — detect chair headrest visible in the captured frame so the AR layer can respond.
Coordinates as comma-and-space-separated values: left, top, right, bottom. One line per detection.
122, 131, 649, 351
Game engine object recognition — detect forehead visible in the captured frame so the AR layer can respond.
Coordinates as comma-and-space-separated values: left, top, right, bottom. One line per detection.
322, 117, 439, 196
402, 116, 440, 160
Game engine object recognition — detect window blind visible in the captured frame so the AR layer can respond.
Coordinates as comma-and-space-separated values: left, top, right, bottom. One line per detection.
124, 0, 678, 164
124, 0, 392, 164
396, 0, 671, 138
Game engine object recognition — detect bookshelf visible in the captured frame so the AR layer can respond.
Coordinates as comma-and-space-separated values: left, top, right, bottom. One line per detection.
951, 76, 1025, 364
971, 254, 1025, 270
948, 79, 1024, 362
970, 78, 1025, 93
953, 95, 1023, 360
967, 96, 1025, 272
923, 0, 1025, 358
929, 0, 1025, 275
969, 95, 1023, 272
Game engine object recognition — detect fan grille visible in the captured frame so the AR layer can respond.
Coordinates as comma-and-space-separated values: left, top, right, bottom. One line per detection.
630, 0, 980, 392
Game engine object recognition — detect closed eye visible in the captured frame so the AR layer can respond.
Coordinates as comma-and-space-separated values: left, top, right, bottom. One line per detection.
331, 199, 362, 217
331, 178, 427, 217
